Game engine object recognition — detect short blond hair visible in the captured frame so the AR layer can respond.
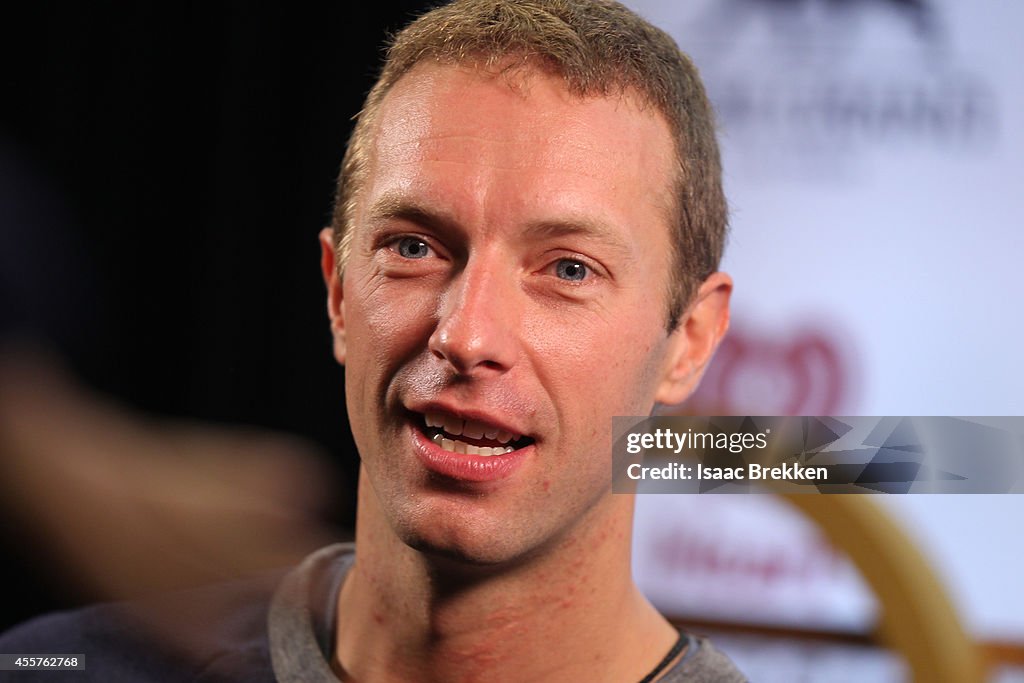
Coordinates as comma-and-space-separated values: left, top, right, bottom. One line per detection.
331, 0, 726, 328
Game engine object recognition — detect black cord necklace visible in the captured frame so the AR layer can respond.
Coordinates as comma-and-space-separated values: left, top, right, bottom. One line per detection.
636, 632, 688, 683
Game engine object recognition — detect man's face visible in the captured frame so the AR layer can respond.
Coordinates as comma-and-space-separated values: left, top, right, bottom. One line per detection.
325, 62, 714, 566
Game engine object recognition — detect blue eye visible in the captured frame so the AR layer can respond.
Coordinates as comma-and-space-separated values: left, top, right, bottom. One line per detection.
555, 259, 588, 281
395, 237, 431, 259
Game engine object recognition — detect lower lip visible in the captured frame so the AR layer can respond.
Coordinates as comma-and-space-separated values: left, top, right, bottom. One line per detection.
410, 424, 532, 483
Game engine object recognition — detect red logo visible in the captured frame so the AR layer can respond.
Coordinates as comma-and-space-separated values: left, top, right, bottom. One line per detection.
671, 325, 853, 415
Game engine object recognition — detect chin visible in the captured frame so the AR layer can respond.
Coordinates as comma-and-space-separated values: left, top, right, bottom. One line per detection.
407, 538, 506, 569
401, 523, 517, 568
394, 511, 546, 572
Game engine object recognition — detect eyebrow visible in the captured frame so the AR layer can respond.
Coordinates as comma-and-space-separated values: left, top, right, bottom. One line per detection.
520, 219, 636, 260
366, 193, 462, 234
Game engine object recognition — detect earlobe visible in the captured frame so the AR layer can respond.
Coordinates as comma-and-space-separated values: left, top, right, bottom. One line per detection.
655, 272, 732, 406
319, 227, 347, 365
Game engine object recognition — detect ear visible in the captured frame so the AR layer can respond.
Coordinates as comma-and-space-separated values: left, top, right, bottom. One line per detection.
655, 272, 732, 406
319, 227, 347, 365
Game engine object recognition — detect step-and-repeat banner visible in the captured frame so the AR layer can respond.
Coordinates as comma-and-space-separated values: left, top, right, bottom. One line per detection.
621, 0, 1024, 658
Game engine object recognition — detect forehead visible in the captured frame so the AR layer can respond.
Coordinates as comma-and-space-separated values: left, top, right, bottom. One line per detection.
361, 61, 677, 244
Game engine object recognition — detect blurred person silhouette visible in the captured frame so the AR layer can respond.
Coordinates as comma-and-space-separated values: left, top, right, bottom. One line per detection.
0, 135, 336, 659
0, 1, 743, 681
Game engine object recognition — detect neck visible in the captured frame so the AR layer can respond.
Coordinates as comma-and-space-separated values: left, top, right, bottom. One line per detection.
333, 475, 677, 683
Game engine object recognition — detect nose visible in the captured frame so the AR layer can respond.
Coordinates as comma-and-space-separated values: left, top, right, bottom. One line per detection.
428, 256, 519, 376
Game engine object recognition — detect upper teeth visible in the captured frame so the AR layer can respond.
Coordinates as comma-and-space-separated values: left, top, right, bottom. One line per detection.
430, 433, 513, 456
424, 412, 519, 445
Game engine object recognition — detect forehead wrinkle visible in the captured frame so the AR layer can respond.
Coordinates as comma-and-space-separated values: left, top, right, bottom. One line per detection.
375, 92, 640, 172
413, 131, 626, 174
379, 132, 626, 178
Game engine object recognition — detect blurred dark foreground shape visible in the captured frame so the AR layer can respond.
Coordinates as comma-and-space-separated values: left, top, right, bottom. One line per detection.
0, 344, 342, 654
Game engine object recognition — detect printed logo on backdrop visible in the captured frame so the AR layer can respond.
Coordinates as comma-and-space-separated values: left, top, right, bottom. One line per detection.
666, 325, 854, 416
669, 0, 999, 179
631, 496, 876, 631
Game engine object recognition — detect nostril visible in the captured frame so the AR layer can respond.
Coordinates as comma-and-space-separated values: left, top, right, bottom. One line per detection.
429, 322, 510, 375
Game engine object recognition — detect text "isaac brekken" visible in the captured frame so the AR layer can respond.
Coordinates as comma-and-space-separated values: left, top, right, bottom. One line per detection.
627, 462, 829, 481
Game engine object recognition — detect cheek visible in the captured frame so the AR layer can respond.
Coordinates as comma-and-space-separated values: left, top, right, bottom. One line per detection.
530, 309, 668, 419
344, 269, 439, 376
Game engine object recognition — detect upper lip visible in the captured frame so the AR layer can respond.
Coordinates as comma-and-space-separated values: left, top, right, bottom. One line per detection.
405, 400, 531, 439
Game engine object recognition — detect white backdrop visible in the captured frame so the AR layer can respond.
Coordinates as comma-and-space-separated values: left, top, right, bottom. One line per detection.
624, 0, 1024, 644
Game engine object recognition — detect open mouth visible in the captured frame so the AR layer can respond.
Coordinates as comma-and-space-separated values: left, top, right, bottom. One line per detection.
418, 412, 534, 456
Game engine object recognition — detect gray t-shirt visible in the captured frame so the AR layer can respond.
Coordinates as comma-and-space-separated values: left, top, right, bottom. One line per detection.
269, 544, 747, 683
